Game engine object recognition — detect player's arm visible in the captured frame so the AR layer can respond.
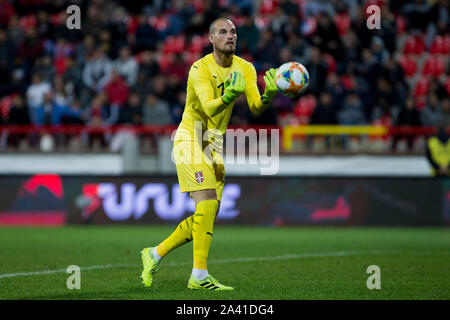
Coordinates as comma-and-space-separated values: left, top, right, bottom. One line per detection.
244, 65, 278, 116
191, 66, 244, 118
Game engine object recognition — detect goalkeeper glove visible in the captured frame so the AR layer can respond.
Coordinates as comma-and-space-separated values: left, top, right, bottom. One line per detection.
222, 71, 245, 105
261, 68, 278, 104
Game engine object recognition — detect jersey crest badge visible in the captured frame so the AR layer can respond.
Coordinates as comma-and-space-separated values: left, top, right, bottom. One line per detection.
195, 171, 204, 184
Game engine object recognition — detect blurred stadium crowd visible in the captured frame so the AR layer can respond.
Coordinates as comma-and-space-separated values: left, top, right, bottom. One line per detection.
0, 0, 449, 150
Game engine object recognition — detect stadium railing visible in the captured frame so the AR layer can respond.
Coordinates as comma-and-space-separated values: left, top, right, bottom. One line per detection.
0, 125, 448, 154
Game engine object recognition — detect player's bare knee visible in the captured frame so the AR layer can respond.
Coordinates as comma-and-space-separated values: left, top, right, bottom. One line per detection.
191, 189, 217, 204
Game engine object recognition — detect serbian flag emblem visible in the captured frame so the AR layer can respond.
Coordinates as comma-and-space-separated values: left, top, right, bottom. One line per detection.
195, 171, 204, 184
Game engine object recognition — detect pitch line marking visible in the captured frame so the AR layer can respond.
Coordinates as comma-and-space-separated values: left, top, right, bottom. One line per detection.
0, 250, 392, 279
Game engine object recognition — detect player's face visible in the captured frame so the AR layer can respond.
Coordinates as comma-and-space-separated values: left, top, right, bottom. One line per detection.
210, 21, 237, 55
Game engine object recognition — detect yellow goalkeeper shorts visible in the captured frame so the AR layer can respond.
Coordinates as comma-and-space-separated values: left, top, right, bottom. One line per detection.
172, 139, 225, 201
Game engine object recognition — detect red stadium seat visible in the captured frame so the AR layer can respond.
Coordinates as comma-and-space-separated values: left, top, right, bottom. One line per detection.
185, 52, 201, 66
162, 35, 186, 54
189, 35, 205, 54
413, 77, 430, 97
149, 15, 169, 32
398, 55, 417, 77
259, 0, 278, 15
430, 35, 450, 55
422, 56, 445, 77
158, 53, 174, 73
403, 36, 425, 55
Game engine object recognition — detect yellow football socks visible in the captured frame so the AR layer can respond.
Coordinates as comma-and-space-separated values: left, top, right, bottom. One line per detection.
155, 199, 218, 271
156, 215, 194, 258
192, 199, 219, 270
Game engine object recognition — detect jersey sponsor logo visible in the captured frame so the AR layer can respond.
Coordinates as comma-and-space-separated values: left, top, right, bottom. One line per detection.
195, 171, 204, 184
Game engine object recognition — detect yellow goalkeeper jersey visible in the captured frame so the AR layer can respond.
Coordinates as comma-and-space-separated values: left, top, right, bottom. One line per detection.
174, 53, 268, 144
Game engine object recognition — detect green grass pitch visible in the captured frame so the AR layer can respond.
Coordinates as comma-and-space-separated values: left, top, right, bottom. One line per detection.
0, 226, 449, 300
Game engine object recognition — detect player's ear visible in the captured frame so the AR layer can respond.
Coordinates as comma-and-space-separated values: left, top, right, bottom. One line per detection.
208, 34, 214, 44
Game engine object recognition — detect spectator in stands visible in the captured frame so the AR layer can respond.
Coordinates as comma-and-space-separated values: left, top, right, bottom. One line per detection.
167, 53, 188, 83
428, 77, 448, 101
255, 29, 280, 69
36, 10, 53, 40
338, 92, 366, 125
426, 119, 449, 177
32, 55, 55, 85
339, 31, 361, 74
82, 47, 113, 93
133, 71, 154, 100
51, 98, 84, 126
0, 28, 12, 96
26, 73, 51, 123
278, 47, 293, 64
402, 0, 434, 32
84, 2, 109, 37
7, 94, 31, 148
118, 92, 142, 125
421, 92, 443, 126
10, 55, 29, 94
325, 73, 345, 110
135, 14, 159, 51
370, 36, 389, 65
0, 28, 11, 68
305, 47, 328, 96
86, 94, 109, 148
142, 93, 172, 125
280, 0, 300, 17
442, 98, 450, 125
355, 48, 380, 93
236, 15, 260, 56
53, 75, 71, 107
88, 94, 109, 126
53, 37, 75, 61
286, 33, 309, 64
374, 78, 398, 118
309, 91, 337, 149
76, 34, 96, 64
103, 69, 129, 106
114, 46, 138, 86
7, 15, 23, 45
392, 95, 422, 151
177, 0, 196, 30
170, 90, 186, 125
270, 7, 289, 39
380, 57, 408, 105
138, 50, 160, 82
310, 91, 337, 125
63, 55, 83, 96
0, 0, 15, 28
152, 74, 172, 103
98, 29, 114, 58
109, 6, 129, 56
16, 26, 44, 68
311, 11, 343, 61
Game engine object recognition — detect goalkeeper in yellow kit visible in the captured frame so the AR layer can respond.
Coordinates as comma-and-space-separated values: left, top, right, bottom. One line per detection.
140, 18, 278, 290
